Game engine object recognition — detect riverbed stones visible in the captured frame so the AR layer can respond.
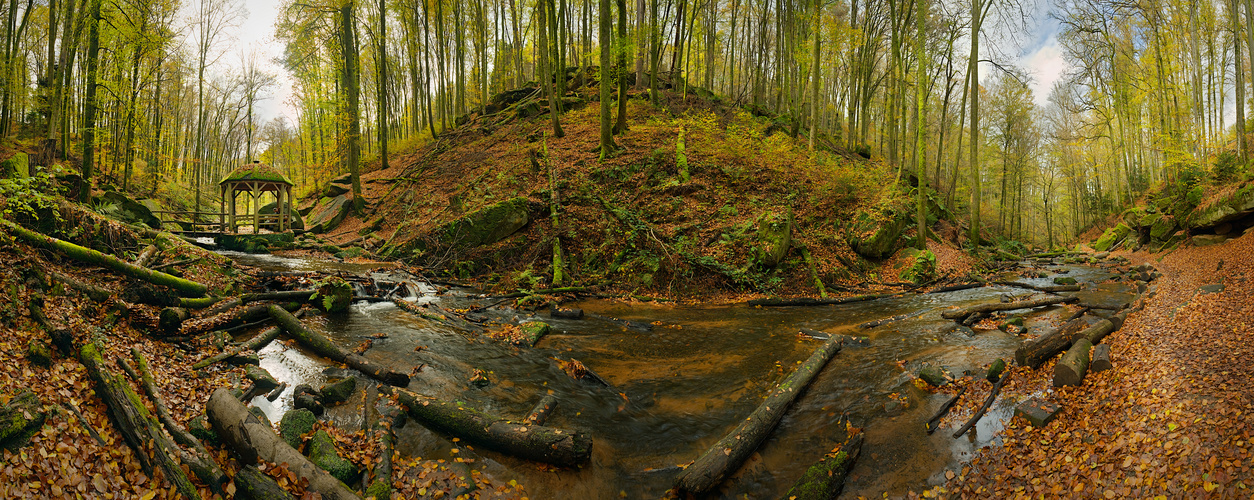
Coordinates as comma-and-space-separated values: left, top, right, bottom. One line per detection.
1053, 276, 1077, 285
293, 384, 325, 416
244, 365, 279, 392
1015, 397, 1062, 427
319, 377, 356, 406
279, 409, 317, 448
307, 430, 360, 484
551, 307, 584, 319
918, 365, 950, 387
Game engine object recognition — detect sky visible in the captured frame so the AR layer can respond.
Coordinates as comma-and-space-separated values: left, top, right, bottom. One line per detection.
213, 0, 1069, 125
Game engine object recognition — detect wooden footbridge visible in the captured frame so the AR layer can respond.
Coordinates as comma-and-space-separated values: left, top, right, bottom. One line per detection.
155, 161, 296, 238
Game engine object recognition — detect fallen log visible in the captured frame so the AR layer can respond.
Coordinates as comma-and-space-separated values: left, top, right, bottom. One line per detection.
1091, 344, 1112, 372
206, 388, 361, 500
925, 387, 966, 434
1014, 317, 1089, 369
133, 244, 159, 267
941, 295, 1078, 320
674, 333, 844, 494
242, 290, 318, 303
151, 257, 202, 271
996, 281, 1081, 293
1053, 339, 1093, 387
781, 432, 863, 500
192, 311, 308, 370
234, 465, 297, 500
268, 305, 410, 386
952, 372, 1010, 439
47, 270, 112, 302
78, 343, 200, 499
524, 394, 559, 426
746, 292, 903, 307
128, 348, 227, 494
2, 218, 208, 297
183, 302, 298, 335
1075, 309, 1130, 345
396, 389, 592, 467
159, 307, 191, 333
178, 296, 221, 309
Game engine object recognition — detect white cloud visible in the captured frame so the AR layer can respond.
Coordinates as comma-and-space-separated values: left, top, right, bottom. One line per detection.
1021, 37, 1068, 107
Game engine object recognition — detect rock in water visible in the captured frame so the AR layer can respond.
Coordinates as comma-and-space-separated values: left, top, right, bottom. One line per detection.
279, 409, 318, 449
319, 377, 356, 406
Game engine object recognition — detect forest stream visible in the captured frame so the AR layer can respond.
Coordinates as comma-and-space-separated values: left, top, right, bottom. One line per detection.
220, 251, 1136, 498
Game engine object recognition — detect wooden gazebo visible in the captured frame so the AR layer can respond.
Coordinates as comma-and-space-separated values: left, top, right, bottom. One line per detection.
218, 161, 295, 234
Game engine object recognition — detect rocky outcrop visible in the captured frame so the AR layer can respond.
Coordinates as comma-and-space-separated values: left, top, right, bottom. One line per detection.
383, 196, 531, 258
98, 190, 163, 229
1189, 182, 1254, 230
306, 195, 352, 233
260, 200, 305, 231
0, 152, 28, 179
1092, 223, 1131, 252
846, 202, 910, 259
755, 210, 792, 267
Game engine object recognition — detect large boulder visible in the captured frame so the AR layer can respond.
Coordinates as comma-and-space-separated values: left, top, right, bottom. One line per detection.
383, 196, 531, 258
846, 203, 910, 259
755, 210, 792, 267
98, 190, 163, 229
1149, 215, 1177, 241
1092, 223, 1131, 252
0, 152, 28, 180
259, 200, 305, 231
323, 174, 351, 198
1189, 181, 1254, 230
306, 195, 352, 233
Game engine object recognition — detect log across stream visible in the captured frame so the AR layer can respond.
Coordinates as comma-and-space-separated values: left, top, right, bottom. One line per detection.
223, 251, 1137, 498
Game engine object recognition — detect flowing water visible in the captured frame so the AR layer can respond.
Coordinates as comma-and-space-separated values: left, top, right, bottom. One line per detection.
222, 252, 1133, 498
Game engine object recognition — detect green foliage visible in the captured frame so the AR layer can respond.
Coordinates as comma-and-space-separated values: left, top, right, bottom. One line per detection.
310, 277, 353, 313
1211, 151, 1245, 183
0, 169, 62, 225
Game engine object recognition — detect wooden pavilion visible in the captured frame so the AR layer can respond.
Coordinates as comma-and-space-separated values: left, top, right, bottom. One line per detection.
218, 161, 295, 234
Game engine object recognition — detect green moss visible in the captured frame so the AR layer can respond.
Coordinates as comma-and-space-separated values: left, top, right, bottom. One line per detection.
26, 340, 51, 367
0, 152, 28, 180
1092, 223, 1130, 252
189, 415, 219, 445
0, 392, 45, 451
899, 249, 936, 284
517, 321, 552, 347
307, 430, 359, 485
1053, 277, 1077, 285
311, 277, 353, 313
218, 163, 294, 185
318, 377, 356, 406
1150, 216, 1177, 241
279, 409, 317, 449
755, 210, 792, 268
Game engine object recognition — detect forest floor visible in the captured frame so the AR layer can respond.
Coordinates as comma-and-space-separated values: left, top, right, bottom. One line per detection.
912, 231, 1254, 498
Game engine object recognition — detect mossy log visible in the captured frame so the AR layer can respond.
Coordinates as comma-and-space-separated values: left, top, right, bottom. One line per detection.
996, 281, 1081, 293
524, 394, 559, 426
0, 391, 46, 452
234, 465, 297, 500
191, 311, 305, 370
780, 433, 863, 500
1053, 339, 1093, 387
941, 295, 1077, 320
48, 270, 112, 302
134, 244, 159, 267
1075, 309, 1130, 345
78, 343, 200, 499
1091, 344, 1113, 373
675, 333, 844, 494
952, 372, 1010, 439
746, 292, 903, 307
925, 387, 965, 435
206, 388, 361, 500
178, 296, 221, 309
184, 302, 298, 335
268, 305, 409, 386
1014, 317, 1089, 369
159, 307, 190, 333
396, 389, 592, 467
242, 290, 319, 303
128, 348, 227, 494
2, 218, 208, 297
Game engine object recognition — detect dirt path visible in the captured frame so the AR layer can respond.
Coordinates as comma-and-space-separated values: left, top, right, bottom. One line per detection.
933, 232, 1254, 497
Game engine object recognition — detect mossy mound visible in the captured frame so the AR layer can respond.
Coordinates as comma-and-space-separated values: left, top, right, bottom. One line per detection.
1, 152, 28, 179
1092, 223, 1130, 252
846, 201, 911, 259
755, 210, 792, 267
517, 321, 552, 347
307, 430, 359, 485
279, 409, 317, 449
383, 196, 531, 259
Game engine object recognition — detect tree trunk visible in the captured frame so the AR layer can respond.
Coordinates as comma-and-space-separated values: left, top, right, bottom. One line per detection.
940, 295, 1077, 320
339, 1, 364, 213
782, 432, 862, 500
128, 348, 227, 494
674, 333, 844, 493
613, 0, 629, 134
159, 307, 191, 333
1, 219, 208, 297
77, 0, 101, 203
206, 388, 361, 500
268, 305, 409, 386
396, 389, 592, 467
134, 244, 159, 267
376, 0, 389, 171
78, 343, 200, 499
1053, 338, 1092, 387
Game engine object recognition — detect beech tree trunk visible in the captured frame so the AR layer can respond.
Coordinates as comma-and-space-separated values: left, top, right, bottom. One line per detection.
396, 389, 592, 467
2, 219, 208, 296
674, 333, 844, 493
268, 305, 410, 386
206, 388, 361, 500
941, 295, 1077, 320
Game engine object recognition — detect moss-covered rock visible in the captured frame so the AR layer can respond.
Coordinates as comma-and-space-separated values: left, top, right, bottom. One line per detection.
307, 430, 360, 485
1150, 215, 1177, 241
382, 196, 531, 258
0, 391, 45, 452
918, 365, 950, 387
846, 202, 910, 259
1189, 182, 1254, 229
311, 277, 353, 313
755, 210, 792, 267
97, 191, 163, 229
1092, 223, 1130, 252
1053, 276, 1077, 285
516, 321, 552, 347
0, 152, 28, 180
188, 415, 218, 445
306, 195, 352, 233
898, 248, 936, 284
244, 365, 279, 392
318, 377, 356, 406
1121, 206, 1149, 228
279, 408, 317, 449
259, 200, 305, 231
293, 384, 325, 416
26, 340, 51, 367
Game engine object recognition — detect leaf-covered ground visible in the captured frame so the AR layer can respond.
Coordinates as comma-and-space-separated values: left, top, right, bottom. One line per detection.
913, 232, 1254, 498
